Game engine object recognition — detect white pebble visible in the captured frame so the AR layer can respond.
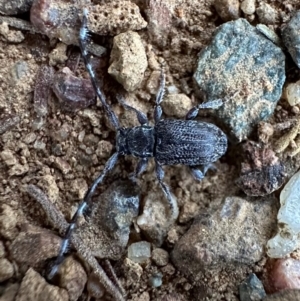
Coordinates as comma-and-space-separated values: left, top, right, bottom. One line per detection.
127, 241, 151, 264
285, 81, 300, 106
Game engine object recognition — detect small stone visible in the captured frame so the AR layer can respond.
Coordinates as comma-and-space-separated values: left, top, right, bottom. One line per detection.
285, 80, 300, 106
1, 150, 17, 166
54, 157, 71, 174
52, 67, 96, 112
9, 163, 29, 176
263, 289, 300, 301
76, 180, 140, 260
172, 196, 277, 277
241, 0, 256, 15
214, 0, 240, 21
239, 273, 266, 301
0, 204, 18, 240
88, 1, 147, 36
256, 24, 282, 47
267, 258, 300, 293
10, 224, 61, 272
128, 241, 151, 264
49, 42, 68, 66
0, 258, 14, 281
33, 140, 46, 150
58, 256, 87, 301
96, 140, 114, 159
282, 12, 300, 69
15, 268, 68, 301
194, 18, 285, 141
267, 170, 300, 258
0, 0, 33, 15
149, 272, 163, 288
38, 175, 60, 204
256, 3, 278, 25
10, 61, 28, 83
152, 248, 169, 267
23, 132, 37, 144
236, 141, 285, 196
108, 31, 148, 92
162, 94, 193, 118
123, 258, 143, 286
0, 115, 20, 134
257, 122, 274, 144
146, 70, 160, 95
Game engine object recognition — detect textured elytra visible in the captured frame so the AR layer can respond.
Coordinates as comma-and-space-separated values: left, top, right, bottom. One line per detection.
155, 120, 227, 165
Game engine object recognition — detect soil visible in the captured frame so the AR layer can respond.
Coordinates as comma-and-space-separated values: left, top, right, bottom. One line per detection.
1, 0, 300, 301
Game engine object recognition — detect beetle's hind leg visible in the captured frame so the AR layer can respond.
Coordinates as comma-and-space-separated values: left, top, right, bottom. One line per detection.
190, 164, 217, 180
155, 161, 179, 220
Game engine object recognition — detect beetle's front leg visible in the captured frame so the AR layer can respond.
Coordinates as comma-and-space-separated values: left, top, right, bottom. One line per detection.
155, 161, 179, 220
129, 158, 148, 182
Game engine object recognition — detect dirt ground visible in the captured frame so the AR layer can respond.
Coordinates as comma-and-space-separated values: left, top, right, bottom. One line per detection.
1, 0, 300, 300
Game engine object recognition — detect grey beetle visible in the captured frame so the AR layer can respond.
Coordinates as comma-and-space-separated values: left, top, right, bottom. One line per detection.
49, 8, 227, 279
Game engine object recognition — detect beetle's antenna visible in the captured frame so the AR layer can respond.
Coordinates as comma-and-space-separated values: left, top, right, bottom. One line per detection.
79, 8, 120, 130
186, 99, 223, 120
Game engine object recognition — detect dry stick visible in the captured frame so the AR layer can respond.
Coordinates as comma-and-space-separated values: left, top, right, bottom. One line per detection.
26, 184, 126, 301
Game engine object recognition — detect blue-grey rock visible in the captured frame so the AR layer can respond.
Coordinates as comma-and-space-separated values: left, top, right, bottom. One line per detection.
239, 273, 266, 301
194, 18, 285, 141
282, 11, 300, 68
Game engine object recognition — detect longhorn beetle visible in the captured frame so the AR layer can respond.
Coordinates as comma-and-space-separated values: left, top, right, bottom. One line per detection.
48, 8, 228, 279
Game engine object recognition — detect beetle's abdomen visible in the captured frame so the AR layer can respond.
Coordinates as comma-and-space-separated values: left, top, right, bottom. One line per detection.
155, 120, 227, 165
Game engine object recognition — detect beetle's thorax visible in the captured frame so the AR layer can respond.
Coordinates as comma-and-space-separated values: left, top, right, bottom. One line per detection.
116, 126, 155, 157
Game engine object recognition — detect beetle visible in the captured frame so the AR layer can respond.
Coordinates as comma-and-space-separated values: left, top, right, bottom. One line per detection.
48, 8, 227, 279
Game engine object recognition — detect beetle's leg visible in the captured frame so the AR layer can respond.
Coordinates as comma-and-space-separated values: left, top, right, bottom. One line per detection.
155, 161, 179, 220
79, 8, 120, 130
130, 158, 149, 181
116, 94, 148, 125
190, 164, 217, 180
186, 99, 223, 120
154, 68, 166, 124
48, 152, 119, 279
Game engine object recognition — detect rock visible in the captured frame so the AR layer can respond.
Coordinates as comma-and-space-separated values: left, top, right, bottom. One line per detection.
267, 170, 300, 258
194, 18, 285, 142
214, 0, 240, 21
285, 80, 300, 106
0, 115, 20, 134
149, 272, 163, 288
263, 289, 300, 301
52, 67, 96, 112
10, 224, 61, 272
282, 12, 300, 68
1, 149, 17, 166
172, 196, 277, 277
123, 258, 143, 287
255, 25, 282, 47
49, 42, 68, 66
0, 0, 33, 15
236, 141, 285, 196
58, 256, 87, 301
152, 248, 169, 267
256, 3, 278, 25
0, 258, 14, 281
240, 0, 256, 15
266, 259, 300, 293
76, 180, 140, 260
128, 241, 151, 264
137, 189, 177, 246
15, 268, 68, 301
239, 273, 266, 301
88, 1, 147, 36
162, 94, 193, 118
0, 204, 18, 240
108, 31, 148, 92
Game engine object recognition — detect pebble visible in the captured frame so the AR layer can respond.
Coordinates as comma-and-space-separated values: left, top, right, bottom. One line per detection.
240, 0, 256, 15
1, 150, 17, 166
285, 80, 300, 106
214, 0, 240, 21
172, 196, 277, 277
76, 180, 140, 260
53, 157, 71, 175
152, 248, 169, 267
127, 241, 151, 264
256, 3, 278, 25
0, 115, 20, 134
123, 258, 143, 286
0, 258, 14, 281
108, 31, 148, 92
236, 141, 285, 196
58, 256, 87, 301
88, 1, 147, 35
149, 272, 163, 288
0, 0, 33, 15
162, 94, 193, 118
15, 268, 68, 301
137, 189, 177, 246
267, 258, 300, 293
0, 204, 18, 240
282, 11, 300, 68
193, 18, 285, 141
267, 170, 300, 258
239, 273, 266, 301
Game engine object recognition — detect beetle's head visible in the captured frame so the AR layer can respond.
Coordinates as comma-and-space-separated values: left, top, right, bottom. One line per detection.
116, 127, 131, 155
